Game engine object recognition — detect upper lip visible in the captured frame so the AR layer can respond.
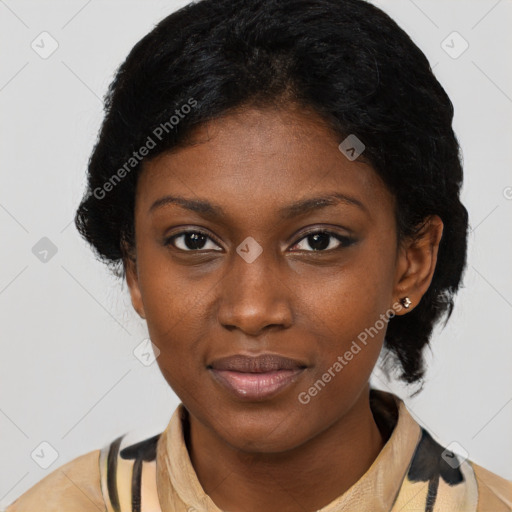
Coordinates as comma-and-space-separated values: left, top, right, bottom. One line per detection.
208, 354, 307, 373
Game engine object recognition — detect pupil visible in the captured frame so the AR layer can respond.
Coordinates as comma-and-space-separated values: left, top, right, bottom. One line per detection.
309, 233, 330, 250
185, 233, 207, 250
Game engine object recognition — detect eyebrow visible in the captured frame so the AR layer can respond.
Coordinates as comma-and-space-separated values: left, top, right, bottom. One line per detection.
278, 193, 368, 219
149, 192, 368, 219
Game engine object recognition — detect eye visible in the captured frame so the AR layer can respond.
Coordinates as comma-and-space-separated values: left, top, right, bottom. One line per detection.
165, 231, 222, 252
289, 230, 355, 252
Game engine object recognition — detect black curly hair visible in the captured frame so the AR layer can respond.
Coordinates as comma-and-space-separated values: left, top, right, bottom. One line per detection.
75, 0, 469, 387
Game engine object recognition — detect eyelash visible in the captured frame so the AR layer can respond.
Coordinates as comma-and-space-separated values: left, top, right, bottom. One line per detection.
164, 229, 355, 253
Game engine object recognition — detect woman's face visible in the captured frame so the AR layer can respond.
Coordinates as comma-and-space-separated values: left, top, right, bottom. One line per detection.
126, 105, 431, 452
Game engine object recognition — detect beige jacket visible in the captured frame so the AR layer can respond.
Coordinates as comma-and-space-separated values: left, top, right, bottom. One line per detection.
6, 389, 512, 511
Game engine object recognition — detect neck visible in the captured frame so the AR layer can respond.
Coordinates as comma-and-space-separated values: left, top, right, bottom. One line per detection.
186, 386, 385, 512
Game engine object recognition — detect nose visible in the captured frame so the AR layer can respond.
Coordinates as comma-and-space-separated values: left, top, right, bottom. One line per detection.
217, 251, 293, 337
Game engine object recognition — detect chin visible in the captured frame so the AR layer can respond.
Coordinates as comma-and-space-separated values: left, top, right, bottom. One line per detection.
212, 406, 309, 454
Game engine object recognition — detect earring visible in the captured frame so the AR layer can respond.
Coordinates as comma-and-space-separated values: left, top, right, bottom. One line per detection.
400, 297, 412, 309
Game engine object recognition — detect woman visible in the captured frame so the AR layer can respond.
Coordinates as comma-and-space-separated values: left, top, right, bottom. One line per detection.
6, 0, 511, 510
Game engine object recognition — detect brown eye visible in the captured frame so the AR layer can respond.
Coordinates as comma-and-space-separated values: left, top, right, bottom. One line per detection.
290, 231, 355, 252
165, 231, 222, 251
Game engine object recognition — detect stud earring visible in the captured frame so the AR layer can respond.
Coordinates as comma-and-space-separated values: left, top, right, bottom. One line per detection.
400, 297, 412, 309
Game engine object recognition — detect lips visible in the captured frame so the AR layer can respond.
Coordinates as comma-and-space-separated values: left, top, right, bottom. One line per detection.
209, 353, 306, 372
208, 353, 307, 401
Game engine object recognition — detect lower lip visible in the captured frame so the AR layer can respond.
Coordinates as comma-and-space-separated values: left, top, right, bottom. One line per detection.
209, 368, 305, 401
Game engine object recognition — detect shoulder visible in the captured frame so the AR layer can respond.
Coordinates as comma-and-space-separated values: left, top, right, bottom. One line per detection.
5, 449, 105, 512
471, 461, 512, 511
99, 431, 162, 512
5, 430, 164, 512
392, 426, 512, 511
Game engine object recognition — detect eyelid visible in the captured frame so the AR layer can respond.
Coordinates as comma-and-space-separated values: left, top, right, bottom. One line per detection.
289, 228, 355, 251
164, 228, 224, 251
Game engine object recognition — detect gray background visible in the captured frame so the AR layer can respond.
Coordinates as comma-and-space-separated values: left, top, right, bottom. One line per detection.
1, 0, 511, 506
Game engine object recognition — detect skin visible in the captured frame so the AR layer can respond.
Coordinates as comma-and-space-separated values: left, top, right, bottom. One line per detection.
125, 103, 443, 512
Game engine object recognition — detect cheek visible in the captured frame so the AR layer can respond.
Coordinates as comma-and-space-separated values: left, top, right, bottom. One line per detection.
295, 256, 394, 343
136, 244, 199, 332
135, 249, 209, 383
293, 298, 385, 422
292, 256, 395, 393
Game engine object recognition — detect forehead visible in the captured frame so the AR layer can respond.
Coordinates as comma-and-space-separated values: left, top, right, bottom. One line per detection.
136, 106, 394, 221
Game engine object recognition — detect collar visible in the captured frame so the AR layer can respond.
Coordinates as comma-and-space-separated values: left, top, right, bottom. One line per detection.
156, 389, 421, 512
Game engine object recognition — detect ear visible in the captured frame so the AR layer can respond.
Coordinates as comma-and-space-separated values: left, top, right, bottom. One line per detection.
392, 215, 444, 315
123, 249, 146, 320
